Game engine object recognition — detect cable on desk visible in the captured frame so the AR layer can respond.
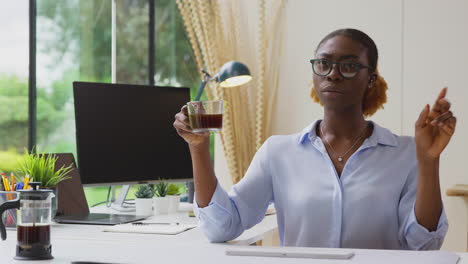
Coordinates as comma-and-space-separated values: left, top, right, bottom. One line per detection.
90, 187, 137, 207
90, 186, 113, 208
105, 186, 112, 207
90, 201, 108, 207
123, 199, 135, 205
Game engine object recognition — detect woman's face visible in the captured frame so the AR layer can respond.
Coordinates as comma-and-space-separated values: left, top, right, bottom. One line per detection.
313, 35, 374, 112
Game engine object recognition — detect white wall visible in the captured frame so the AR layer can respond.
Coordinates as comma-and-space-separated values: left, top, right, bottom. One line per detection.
215, 0, 468, 251
273, 0, 403, 134
402, 0, 468, 251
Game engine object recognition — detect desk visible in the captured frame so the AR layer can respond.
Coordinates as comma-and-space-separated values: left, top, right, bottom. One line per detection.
447, 184, 468, 251
1, 203, 467, 264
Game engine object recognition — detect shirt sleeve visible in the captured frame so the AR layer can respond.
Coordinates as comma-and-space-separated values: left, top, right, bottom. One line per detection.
193, 138, 274, 243
398, 163, 449, 250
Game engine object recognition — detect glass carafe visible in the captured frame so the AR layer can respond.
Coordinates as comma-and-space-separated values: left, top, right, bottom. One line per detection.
0, 182, 54, 260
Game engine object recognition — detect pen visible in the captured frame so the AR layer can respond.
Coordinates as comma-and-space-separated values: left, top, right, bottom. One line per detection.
24, 174, 30, 190
2, 175, 10, 192
0, 173, 4, 191
10, 173, 15, 191
132, 222, 180, 225
5, 178, 11, 191
1, 173, 6, 191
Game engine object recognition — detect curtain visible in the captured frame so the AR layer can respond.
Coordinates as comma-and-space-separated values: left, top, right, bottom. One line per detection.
176, 0, 285, 184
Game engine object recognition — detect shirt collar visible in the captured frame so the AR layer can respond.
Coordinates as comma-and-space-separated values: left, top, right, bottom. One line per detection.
298, 120, 399, 147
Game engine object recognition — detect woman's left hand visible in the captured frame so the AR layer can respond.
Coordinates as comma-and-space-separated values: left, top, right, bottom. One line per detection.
415, 87, 457, 160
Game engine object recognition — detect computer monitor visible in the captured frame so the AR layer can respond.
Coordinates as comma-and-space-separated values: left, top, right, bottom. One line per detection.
73, 82, 193, 188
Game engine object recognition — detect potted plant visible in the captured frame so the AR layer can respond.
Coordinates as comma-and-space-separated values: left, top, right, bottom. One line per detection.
134, 185, 153, 216
166, 183, 181, 214
16, 151, 73, 217
153, 181, 169, 215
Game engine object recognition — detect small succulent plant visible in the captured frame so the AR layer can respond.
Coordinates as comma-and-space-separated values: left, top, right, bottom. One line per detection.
154, 181, 168, 197
166, 183, 180, 196
134, 184, 154, 199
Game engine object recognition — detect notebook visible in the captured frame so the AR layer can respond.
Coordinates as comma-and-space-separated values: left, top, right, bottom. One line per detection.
103, 222, 197, 235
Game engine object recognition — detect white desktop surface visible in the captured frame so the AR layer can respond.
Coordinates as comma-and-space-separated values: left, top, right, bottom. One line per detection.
1, 203, 466, 264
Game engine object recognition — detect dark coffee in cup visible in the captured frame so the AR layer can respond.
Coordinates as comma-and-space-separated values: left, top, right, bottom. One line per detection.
189, 114, 223, 131
187, 100, 223, 133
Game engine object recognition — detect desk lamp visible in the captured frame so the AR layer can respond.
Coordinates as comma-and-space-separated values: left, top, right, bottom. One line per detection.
194, 61, 252, 101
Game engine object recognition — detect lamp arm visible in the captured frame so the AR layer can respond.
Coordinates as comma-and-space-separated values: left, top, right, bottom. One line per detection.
194, 79, 208, 101
194, 69, 213, 101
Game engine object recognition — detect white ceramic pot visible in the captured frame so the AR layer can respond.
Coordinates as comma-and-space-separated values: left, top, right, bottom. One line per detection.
167, 195, 180, 214
135, 198, 153, 216
153, 196, 169, 215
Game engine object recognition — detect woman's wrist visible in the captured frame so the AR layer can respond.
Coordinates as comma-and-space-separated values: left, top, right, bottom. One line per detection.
189, 140, 210, 153
416, 153, 440, 182
416, 153, 439, 166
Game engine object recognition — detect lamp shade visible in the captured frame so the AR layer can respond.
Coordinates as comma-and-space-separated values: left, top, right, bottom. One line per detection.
216, 61, 252, 88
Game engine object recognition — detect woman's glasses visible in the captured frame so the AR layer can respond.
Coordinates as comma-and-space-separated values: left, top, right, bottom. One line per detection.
310, 59, 373, 79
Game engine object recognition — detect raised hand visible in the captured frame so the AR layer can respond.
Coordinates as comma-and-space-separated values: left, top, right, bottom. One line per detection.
415, 87, 457, 160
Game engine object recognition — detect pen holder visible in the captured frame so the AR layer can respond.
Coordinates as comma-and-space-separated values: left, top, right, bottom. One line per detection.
1, 209, 17, 228
0, 192, 18, 228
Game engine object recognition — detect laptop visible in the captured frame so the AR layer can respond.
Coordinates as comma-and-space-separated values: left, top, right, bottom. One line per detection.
55, 213, 147, 226
52, 153, 147, 225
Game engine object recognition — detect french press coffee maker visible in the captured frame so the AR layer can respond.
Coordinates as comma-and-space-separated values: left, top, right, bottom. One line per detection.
0, 182, 54, 260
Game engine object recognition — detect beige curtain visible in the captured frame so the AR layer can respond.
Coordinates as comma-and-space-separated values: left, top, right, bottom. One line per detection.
176, 0, 285, 184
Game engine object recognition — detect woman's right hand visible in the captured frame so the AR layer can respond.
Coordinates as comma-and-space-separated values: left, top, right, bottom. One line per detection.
173, 105, 210, 147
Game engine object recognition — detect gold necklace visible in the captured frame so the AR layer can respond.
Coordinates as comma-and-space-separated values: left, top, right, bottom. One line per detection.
319, 122, 368, 162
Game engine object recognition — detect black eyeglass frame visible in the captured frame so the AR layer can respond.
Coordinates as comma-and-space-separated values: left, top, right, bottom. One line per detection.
310, 59, 374, 79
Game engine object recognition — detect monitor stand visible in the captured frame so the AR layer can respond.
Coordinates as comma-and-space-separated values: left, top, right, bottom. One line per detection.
110, 185, 136, 212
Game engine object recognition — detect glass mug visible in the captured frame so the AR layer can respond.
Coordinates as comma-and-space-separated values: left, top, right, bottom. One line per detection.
186, 100, 223, 133
0, 183, 54, 260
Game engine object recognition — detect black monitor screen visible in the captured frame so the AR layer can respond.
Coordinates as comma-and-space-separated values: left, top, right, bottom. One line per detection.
73, 82, 193, 185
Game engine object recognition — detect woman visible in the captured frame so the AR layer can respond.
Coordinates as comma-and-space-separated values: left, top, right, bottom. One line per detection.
173, 28, 456, 250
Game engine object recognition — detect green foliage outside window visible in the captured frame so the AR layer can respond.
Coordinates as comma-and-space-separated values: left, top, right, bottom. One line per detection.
0, 73, 72, 173
0, 0, 208, 206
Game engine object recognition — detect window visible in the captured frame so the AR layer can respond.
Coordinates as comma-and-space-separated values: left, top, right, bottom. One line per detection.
1, 0, 198, 205
154, 0, 198, 93
0, 1, 29, 173
37, 0, 112, 156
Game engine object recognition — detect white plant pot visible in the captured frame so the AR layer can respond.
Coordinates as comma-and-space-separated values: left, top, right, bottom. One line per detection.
153, 196, 169, 215
167, 195, 180, 214
135, 198, 153, 216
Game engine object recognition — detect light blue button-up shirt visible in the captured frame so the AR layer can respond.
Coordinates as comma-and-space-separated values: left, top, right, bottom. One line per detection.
194, 120, 448, 250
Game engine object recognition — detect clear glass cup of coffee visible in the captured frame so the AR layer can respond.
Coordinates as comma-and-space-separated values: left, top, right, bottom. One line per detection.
186, 100, 223, 133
